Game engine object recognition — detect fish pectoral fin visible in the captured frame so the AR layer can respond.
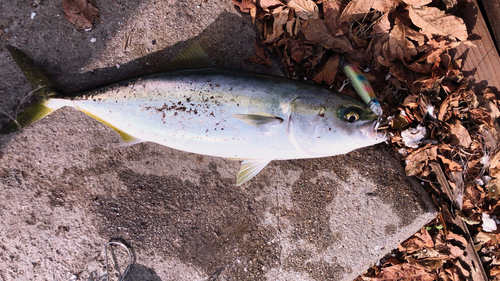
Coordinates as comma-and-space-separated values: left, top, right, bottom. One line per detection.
236, 159, 272, 186
164, 42, 216, 71
231, 114, 283, 127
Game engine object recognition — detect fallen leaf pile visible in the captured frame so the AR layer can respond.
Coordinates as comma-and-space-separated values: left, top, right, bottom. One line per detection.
235, 0, 500, 279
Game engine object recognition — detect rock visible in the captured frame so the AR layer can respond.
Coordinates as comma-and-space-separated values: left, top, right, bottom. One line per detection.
0, 1, 436, 280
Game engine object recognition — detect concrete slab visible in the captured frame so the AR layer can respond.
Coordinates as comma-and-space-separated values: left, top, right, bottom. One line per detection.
0, 0, 436, 280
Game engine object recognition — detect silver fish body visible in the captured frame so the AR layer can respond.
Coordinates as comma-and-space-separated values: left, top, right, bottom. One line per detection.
46, 68, 385, 162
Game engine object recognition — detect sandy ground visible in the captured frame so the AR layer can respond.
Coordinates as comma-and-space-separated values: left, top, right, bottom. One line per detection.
0, 1, 436, 280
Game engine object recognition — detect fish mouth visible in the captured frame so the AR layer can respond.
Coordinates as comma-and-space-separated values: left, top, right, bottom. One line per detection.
359, 118, 387, 140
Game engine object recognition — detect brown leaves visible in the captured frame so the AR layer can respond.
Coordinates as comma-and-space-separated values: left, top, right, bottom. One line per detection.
339, 0, 397, 34
62, 0, 99, 30
263, 7, 289, 43
313, 54, 339, 86
302, 19, 353, 52
323, 0, 343, 35
407, 5, 468, 42
239, 5, 500, 278
233, 0, 257, 22
287, 0, 319, 20
247, 43, 272, 66
447, 119, 472, 148
405, 145, 436, 176
373, 264, 436, 281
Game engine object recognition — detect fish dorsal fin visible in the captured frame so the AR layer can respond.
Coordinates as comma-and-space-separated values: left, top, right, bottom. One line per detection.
236, 159, 272, 186
78, 109, 143, 146
231, 114, 283, 127
165, 42, 215, 71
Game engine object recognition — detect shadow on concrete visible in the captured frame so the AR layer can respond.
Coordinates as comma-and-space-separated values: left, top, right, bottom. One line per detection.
52, 12, 281, 94
85, 264, 163, 281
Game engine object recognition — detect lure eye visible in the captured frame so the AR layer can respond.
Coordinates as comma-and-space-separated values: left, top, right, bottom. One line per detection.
344, 112, 359, 123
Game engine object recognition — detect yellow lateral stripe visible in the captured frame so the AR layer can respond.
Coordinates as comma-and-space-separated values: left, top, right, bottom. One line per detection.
78, 109, 137, 143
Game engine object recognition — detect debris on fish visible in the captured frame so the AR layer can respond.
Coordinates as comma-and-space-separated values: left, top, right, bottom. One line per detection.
2, 43, 386, 186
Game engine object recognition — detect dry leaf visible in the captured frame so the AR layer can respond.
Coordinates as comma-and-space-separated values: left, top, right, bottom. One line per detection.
260, 0, 283, 11
470, 108, 495, 127
437, 155, 463, 172
416, 228, 435, 248
286, 0, 319, 20
290, 43, 313, 64
438, 93, 461, 121
263, 7, 289, 43
302, 19, 353, 52
340, 0, 397, 29
323, 0, 343, 35
406, 257, 444, 271
247, 43, 272, 66
286, 17, 301, 37
338, 0, 371, 33
448, 119, 472, 148
490, 150, 500, 179
62, 0, 99, 30
490, 267, 500, 279
407, 5, 468, 42
402, 0, 432, 5
371, 0, 399, 13
374, 264, 435, 281
445, 260, 470, 281
372, 12, 391, 35
405, 146, 437, 176
233, 0, 257, 22
401, 236, 428, 253
313, 53, 339, 86
385, 19, 413, 62
446, 232, 468, 258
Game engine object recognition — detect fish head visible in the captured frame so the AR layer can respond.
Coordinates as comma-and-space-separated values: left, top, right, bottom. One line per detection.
287, 95, 386, 157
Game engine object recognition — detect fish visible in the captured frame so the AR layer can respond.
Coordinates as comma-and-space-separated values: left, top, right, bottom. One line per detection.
1, 43, 386, 186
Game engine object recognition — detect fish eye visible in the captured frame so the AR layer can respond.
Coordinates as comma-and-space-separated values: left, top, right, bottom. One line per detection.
344, 111, 359, 123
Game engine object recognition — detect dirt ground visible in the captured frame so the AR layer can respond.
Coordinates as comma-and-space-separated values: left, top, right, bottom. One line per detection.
0, 1, 436, 280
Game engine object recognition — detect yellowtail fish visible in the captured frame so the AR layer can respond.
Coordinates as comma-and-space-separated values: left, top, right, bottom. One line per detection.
2, 43, 386, 185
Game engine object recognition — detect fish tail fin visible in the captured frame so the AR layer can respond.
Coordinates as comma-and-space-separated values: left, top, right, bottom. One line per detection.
1, 46, 60, 134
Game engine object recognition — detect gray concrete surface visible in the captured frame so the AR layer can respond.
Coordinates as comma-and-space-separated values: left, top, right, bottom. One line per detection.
0, 0, 436, 280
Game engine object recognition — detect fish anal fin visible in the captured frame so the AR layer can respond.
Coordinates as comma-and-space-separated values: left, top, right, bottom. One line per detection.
231, 114, 283, 127
78, 109, 142, 146
236, 159, 272, 186
163, 42, 215, 71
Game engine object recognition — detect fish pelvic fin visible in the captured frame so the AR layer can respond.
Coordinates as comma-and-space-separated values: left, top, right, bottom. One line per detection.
1, 46, 59, 134
236, 159, 272, 186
